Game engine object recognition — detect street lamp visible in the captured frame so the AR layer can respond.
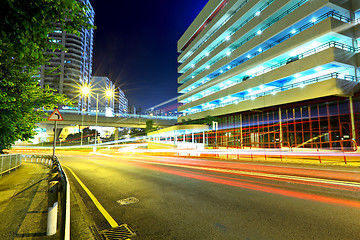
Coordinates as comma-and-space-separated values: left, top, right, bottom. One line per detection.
80, 85, 114, 152
80, 86, 91, 146
94, 93, 99, 152
94, 88, 114, 152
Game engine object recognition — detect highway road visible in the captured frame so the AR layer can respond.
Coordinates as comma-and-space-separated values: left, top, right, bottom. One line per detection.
58, 150, 360, 240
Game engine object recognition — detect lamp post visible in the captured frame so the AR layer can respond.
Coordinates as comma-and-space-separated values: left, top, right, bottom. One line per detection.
94, 89, 113, 152
81, 85, 114, 152
80, 86, 90, 146
94, 93, 99, 152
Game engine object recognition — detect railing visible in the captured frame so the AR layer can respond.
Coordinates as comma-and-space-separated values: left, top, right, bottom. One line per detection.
45, 109, 177, 120
0, 154, 22, 177
182, 38, 355, 103
181, 9, 352, 89
24, 155, 70, 240
295, 139, 357, 152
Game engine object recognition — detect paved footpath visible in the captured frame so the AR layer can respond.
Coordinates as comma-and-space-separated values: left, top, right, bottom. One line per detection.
0, 162, 96, 240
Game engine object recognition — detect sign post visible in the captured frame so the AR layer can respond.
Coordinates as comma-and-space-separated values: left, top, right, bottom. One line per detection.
48, 109, 63, 158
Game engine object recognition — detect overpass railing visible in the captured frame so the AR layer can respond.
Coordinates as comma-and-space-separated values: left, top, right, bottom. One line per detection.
0, 154, 22, 177
45, 109, 177, 120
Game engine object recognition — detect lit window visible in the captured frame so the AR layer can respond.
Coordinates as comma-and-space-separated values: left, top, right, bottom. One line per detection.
226, 51, 231, 56
259, 85, 264, 89
225, 35, 231, 41
206, 65, 210, 69
206, 78, 210, 80
205, 52, 209, 56
255, 11, 261, 16
220, 70, 223, 73
311, 17, 316, 23
220, 98, 224, 101
291, 29, 296, 34
227, 66, 231, 69
258, 48, 262, 52
294, 73, 301, 78
247, 54, 251, 58
191, 64, 195, 68
257, 30, 262, 35
192, 76, 195, 78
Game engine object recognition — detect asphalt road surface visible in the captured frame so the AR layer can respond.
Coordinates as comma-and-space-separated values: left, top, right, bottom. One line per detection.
58, 150, 360, 240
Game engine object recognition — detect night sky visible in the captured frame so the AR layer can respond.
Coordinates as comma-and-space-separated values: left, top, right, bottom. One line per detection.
91, 0, 209, 111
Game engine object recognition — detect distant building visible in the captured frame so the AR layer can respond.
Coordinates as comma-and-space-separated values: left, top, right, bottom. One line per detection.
115, 87, 128, 114
89, 76, 115, 117
90, 76, 128, 116
178, 0, 360, 149
39, 0, 94, 110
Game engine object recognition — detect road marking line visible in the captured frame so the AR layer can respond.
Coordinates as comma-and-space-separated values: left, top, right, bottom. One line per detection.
63, 165, 118, 228
130, 159, 360, 188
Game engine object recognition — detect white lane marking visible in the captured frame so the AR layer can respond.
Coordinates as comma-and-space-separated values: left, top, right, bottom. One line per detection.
94, 152, 360, 188
131, 159, 360, 188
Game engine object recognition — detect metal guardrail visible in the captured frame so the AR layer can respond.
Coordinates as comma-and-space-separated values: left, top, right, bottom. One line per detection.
0, 154, 22, 177
24, 155, 70, 240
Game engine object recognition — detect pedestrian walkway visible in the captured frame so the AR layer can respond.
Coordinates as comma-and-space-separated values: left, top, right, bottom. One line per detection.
0, 162, 52, 240
0, 160, 97, 240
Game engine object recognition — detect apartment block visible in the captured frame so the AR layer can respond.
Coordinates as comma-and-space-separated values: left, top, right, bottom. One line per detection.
177, 0, 360, 149
40, 0, 94, 109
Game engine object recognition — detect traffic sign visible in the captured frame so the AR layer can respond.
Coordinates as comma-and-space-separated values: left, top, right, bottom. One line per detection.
48, 109, 63, 121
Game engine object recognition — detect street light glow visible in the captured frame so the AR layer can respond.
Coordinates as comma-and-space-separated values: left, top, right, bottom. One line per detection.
105, 89, 114, 97
81, 86, 91, 95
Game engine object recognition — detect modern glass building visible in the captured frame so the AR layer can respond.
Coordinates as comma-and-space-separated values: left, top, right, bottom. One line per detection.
177, 0, 360, 150
89, 76, 129, 116
39, 0, 95, 110
115, 87, 129, 114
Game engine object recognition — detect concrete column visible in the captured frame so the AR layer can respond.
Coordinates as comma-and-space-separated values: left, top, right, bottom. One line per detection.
203, 131, 205, 146
279, 107, 283, 147
240, 114, 243, 148
114, 127, 119, 141
349, 96, 356, 143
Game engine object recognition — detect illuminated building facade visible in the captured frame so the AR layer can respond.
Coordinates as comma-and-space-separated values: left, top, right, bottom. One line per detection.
39, 0, 94, 110
178, 0, 360, 149
115, 87, 129, 114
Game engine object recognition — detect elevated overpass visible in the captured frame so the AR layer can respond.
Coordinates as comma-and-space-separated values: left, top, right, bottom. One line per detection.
40, 110, 177, 128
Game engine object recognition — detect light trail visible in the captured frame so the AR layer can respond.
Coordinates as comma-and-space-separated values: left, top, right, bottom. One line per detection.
127, 158, 360, 189
132, 162, 360, 209
94, 152, 360, 208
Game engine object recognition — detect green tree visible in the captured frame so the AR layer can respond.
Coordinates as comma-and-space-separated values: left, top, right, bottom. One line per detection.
145, 119, 158, 133
0, 0, 94, 153
202, 115, 221, 126
130, 128, 145, 137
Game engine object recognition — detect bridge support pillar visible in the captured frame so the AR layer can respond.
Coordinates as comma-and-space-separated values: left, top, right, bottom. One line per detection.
114, 128, 119, 141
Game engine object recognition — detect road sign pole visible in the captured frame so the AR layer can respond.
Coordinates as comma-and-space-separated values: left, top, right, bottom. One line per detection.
53, 121, 57, 159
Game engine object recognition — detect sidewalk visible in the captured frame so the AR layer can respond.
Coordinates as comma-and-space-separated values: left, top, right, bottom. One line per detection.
0, 162, 96, 240
0, 162, 51, 239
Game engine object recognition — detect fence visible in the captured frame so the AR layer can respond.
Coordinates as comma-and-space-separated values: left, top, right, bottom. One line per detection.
23, 155, 70, 240
0, 154, 22, 177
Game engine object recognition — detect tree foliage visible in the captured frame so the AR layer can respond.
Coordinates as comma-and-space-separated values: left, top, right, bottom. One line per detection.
180, 115, 221, 125
145, 120, 158, 133
0, 0, 94, 153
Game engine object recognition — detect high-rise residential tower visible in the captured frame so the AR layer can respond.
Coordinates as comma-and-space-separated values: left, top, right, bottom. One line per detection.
40, 0, 94, 109
178, 0, 360, 149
